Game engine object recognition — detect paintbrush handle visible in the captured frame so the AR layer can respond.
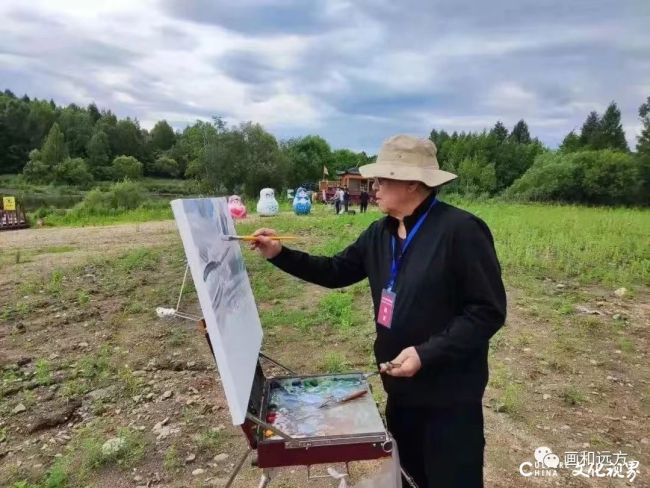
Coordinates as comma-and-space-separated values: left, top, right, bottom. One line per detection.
239, 235, 297, 241
339, 389, 368, 403
318, 389, 368, 409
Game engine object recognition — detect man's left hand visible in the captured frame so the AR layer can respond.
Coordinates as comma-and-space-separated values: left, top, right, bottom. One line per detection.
380, 346, 422, 377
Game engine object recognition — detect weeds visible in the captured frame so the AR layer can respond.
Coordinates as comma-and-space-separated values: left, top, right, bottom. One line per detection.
321, 352, 349, 373
562, 386, 586, 406
196, 428, 226, 456
319, 292, 354, 329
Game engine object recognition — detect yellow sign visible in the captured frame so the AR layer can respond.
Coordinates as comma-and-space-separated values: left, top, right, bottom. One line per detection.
2, 196, 16, 211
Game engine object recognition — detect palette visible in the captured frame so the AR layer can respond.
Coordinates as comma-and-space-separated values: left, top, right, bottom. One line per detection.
263, 374, 384, 439
245, 365, 392, 470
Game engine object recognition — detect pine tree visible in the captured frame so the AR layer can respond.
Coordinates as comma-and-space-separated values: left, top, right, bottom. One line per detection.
636, 97, 650, 204
509, 120, 531, 144
638, 97, 650, 155
490, 121, 508, 143
40, 122, 68, 167
560, 131, 581, 153
579, 111, 600, 148
596, 102, 628, 151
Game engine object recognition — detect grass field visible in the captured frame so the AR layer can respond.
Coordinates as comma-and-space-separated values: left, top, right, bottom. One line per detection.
0, 200, 648, 487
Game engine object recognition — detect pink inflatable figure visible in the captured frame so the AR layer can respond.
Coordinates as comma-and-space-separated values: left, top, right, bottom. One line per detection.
227, 195, 247, 219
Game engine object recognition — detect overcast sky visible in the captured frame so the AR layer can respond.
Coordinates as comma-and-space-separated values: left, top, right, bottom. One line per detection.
1, 0, 648, 152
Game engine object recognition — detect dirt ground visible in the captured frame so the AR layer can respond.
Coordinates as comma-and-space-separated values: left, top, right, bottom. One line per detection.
1, 222, 648, 487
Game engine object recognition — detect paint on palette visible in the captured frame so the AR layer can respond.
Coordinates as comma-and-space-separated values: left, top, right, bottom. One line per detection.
264, 374, 385, 439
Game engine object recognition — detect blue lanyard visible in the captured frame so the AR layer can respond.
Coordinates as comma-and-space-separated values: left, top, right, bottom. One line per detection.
387, 198, 438, 291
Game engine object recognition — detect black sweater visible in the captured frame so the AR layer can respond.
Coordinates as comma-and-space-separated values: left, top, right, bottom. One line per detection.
269, 195, 507, 407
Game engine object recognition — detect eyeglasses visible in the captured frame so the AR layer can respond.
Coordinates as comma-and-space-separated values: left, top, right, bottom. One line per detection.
374, 177, 391, 187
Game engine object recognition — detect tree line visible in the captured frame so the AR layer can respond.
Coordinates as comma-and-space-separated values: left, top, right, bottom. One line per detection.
1, 89, 648, 205
0, 89, 370, 194
431, 100, 648, 205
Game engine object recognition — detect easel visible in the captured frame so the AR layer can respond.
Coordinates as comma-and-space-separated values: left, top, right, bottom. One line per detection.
161, 264, 417, 488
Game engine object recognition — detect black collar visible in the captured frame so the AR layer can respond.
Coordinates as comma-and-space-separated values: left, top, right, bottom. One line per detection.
386, 191, 437, 236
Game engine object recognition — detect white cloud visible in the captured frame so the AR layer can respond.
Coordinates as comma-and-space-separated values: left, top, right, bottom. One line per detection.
486, 82, 538, 114
0, 0, 647, 151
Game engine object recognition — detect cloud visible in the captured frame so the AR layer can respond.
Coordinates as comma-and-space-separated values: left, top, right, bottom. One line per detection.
0, 0, 648, 152
160, 0, 332, 35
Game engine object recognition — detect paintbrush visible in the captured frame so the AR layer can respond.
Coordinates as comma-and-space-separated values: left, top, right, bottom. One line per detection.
318, 389, 368, 409
221, 235, 298, 242
364, 362, 402, 379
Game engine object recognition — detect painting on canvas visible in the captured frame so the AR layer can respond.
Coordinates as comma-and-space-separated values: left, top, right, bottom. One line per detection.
171, 198, 263, 425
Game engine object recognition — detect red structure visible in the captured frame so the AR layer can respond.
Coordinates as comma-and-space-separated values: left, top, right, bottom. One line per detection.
316, 168, 376, 204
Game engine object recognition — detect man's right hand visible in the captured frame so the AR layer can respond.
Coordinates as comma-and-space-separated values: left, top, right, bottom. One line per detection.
250, 228, 282, 259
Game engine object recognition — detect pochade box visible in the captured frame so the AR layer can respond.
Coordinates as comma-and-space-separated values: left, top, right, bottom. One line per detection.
171, 198, 394, 486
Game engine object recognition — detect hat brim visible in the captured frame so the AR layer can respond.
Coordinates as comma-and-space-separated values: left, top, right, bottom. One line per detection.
358, 162, 457, 188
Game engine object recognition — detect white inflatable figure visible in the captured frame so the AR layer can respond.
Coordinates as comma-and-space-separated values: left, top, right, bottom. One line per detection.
256, 188, 279, 216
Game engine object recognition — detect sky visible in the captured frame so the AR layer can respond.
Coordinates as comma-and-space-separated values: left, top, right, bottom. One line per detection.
1, 0, 649, 153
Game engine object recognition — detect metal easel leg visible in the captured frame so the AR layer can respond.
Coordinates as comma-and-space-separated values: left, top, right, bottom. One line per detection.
401, 467, 419, 488
258, 469, 273, 488
223, 448, 253, 488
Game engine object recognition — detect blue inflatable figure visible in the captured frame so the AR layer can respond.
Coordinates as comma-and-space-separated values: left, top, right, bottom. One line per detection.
292, 187, 312, 215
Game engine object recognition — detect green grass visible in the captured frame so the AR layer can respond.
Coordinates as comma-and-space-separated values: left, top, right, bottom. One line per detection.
321, 352, 350, 373
5, 424, 146, 488
36, 245, 76, 255
39, 204, 173, 227
259, 307, 320, 330
195, 428, 226, 455
116, 366, 142, 397
76, 347, 114, 386
618, 337, 635, 353
6, 174, 650, 286
318, 291, 354, 329
0, 302, 31, 322
77, 290, 90, 306
494, 383, 524, 416
34, 359, 52, 386
562, 385, 586, 406
244, 200, 649, 287
163, 445, 183, 473
461, 201, 649, 286
1, 193, 648, 486
46, 270, 64, 295
116, 247, 162, 272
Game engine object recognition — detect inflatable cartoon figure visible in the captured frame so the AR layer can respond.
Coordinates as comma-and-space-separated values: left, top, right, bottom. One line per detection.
227, 195, 247, 219
292, 187, 311, 215
256, 188, 279, 216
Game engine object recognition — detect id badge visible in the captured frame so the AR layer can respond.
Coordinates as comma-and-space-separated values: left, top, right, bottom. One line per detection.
377, 288, 396, 329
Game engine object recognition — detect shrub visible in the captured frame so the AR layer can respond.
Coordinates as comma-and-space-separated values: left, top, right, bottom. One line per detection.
109, 179, 145, 209
151, 156, 180, 177
22, 154, 49, 184
112, 155, 143, 180
53, 158, 94, 187
506, 150, 641, 205
77, 180, 146, 213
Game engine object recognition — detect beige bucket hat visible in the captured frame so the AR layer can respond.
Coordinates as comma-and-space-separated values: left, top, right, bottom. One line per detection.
359, 134, 457, 187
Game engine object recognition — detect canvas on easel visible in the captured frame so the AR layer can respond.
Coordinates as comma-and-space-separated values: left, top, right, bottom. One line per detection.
171, 197, 263, 425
